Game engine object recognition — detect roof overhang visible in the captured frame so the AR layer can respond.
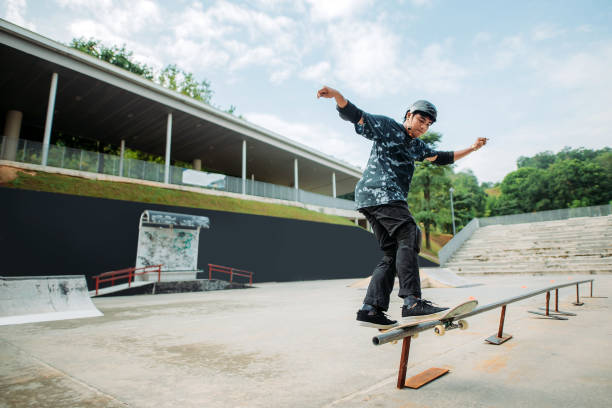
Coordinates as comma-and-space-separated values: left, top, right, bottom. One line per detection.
0, 19, 362, 196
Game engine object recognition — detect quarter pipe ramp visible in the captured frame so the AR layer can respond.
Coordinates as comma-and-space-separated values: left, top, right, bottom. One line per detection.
0, 275, 103, 325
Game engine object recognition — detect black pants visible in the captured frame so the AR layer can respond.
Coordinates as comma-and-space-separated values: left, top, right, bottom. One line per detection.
360, 201, 422, 311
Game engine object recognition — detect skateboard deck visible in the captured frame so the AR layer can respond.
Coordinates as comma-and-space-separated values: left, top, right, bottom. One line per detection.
380, 299, 478, 334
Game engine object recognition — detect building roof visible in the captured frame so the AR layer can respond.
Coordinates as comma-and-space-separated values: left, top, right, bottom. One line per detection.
0, 19, 362, 196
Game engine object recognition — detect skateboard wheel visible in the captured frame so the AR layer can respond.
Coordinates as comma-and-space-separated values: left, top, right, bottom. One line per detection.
434, 325, 445, 336
458, 320, 468, 330
411, 332, 419, 339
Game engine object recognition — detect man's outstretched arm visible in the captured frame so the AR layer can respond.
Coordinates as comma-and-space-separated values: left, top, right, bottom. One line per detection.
453, 138, 488, 161
425, 138, 489, 163
317, 86, 364, 125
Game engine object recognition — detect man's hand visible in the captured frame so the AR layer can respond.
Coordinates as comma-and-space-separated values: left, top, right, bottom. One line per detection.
454, 137, 490, 162
317, 86, 348, 108
471, 137, 488, 151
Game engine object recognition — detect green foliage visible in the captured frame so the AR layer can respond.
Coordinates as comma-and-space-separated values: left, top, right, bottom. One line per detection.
517, 146, 611, 169
449, 170, 487, 227
158, 64, 213, 103
70, 38, 154, 79
70, 37, 218, 107
489, 148, 612, 216
408, 132, 452, 248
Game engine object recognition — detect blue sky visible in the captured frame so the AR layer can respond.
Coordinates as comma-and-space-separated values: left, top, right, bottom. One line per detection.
3, 0, 611, 183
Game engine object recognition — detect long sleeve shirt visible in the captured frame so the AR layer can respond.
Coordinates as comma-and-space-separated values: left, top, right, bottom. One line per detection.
338, 102, 453, 209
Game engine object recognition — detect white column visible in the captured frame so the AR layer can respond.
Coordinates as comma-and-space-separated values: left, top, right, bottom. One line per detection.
42, 72, 58, 166
294, 158, 299, 201
332, 172, 337, 198
119, 139, 126, 177
193, 159, 202, 171
1, 110, 23, 161
242, 140, 247, 194
164, 113, 172, 184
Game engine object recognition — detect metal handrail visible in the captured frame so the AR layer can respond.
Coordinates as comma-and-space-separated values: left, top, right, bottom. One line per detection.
373, 278, 594, 346
208, 263, 254, 286
92, 264, 163, 295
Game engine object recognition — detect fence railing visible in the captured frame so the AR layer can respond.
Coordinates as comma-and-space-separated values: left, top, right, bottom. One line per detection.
0, 136, 356, 211
208, 263, 254, 286
478, 204, 611, 227
92, 264, 163, 296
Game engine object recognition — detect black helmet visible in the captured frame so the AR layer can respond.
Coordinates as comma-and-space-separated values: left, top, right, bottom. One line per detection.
407, 100, 437, 123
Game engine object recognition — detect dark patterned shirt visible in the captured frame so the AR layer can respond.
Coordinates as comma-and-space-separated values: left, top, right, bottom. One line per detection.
353, 112, 442, 209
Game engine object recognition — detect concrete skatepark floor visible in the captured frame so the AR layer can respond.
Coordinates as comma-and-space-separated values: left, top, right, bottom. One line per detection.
1, 274, 611, 408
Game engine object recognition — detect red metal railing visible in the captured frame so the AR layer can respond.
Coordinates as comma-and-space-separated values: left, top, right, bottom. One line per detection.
208, 263, 254, 286
92, 264, 163, 295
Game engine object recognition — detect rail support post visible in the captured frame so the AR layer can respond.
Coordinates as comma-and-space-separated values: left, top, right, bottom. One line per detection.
397, 336, 411, 389
537, 289, 576, 317
584, 280, 607, 299
572, 284, 584, 306
529, 291, 569, 320
486, 305, 513, 345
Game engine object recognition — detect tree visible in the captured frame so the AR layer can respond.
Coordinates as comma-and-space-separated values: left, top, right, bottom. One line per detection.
449, 170, 487, 228
489, 147, 612, 216
493, 167, 548, 215
70, 38, 154, 79
408, 132, 452, 249
70, 37, 215, 106
547, 159, 610, 208
158, 64, 213, 104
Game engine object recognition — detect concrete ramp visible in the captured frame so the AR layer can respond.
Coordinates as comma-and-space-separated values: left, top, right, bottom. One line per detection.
420, 267, 478, 288
0, 275, 103, 326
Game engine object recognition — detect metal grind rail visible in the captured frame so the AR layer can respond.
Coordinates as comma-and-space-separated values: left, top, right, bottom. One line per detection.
372, 278, 599, 389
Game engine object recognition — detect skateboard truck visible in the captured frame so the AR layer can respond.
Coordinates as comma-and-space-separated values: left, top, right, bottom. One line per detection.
434, 319, 469, 336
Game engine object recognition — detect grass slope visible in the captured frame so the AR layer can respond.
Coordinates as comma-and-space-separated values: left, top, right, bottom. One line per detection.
0, 167, 355, 227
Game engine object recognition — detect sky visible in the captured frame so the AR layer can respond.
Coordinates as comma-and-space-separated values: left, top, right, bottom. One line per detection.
2, 0, 611, 183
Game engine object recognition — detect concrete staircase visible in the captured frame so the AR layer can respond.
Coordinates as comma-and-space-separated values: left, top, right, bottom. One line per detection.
445, 215, 612, 275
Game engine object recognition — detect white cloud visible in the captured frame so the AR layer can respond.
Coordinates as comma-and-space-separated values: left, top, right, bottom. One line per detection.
58, 0, 161, 35
473, 31, 492, 45
416, 42, 467, 92
305, 0, 372, 21
326, 21, 466, 96
538, 47, 612, 89
327, 21, 404, 95
532, 23, 565, 41
3, 0, 36, 30
493, 35, 525, 69
166, 1, 301, 83
410, 0, 433, 6
299, 61, 331, 82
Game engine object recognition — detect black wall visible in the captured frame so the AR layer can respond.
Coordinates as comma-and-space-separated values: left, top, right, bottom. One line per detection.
0, 188, 437, 288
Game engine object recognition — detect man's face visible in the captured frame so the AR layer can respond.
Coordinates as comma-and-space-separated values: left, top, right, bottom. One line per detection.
403, 113, 433, 139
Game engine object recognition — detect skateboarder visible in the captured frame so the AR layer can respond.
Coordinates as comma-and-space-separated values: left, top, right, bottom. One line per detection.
317, 86, 488, 328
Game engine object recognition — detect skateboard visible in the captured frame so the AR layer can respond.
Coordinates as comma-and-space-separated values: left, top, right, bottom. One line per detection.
380, 299, 478, 337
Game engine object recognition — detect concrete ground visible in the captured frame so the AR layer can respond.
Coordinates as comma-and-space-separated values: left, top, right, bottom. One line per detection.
1, 274, 611, 408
